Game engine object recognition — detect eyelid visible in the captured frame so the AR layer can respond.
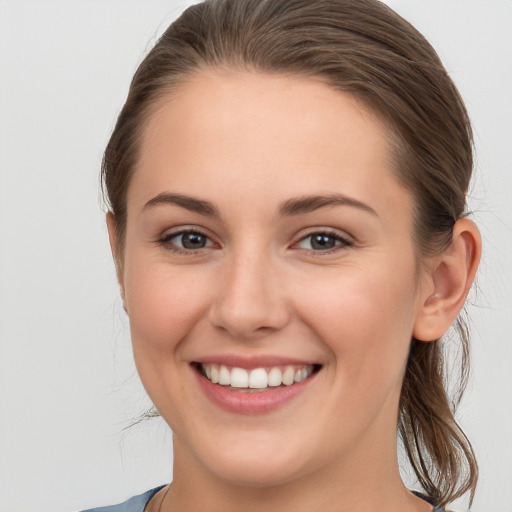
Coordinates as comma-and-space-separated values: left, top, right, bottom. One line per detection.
158, 226, 218, 253
156, 225, 353, 255
291, 228, 354, 252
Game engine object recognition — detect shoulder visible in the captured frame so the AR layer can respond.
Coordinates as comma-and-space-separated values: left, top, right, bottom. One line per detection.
411, 491, 448, 512
80, 486, 165, 512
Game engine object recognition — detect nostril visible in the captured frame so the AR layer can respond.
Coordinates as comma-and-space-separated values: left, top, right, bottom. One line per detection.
208, 300, 291, 339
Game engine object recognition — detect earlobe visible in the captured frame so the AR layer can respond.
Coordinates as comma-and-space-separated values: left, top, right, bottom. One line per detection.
106, 212, 126, 301
413, 219, 481, 342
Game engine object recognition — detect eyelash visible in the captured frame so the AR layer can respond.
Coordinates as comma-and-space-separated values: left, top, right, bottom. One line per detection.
158, 229, 215, 255
293, 229, 353, 254
157, 228, 353, 255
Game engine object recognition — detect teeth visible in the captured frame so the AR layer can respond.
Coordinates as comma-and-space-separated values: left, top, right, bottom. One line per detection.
249, 368, 268, 389
282, 366, 295, 386
219, 365, 231, 385
268, 367, 282, 387
200, 363, 315, 389
231, 367, 249, 388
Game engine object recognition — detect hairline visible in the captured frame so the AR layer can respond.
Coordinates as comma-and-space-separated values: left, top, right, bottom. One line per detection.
112, 65, 433, 277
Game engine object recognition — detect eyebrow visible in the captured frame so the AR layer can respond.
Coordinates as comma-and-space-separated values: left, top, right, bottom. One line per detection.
279, 194, 378, 217
143, 193, 219, 216
143, 192, 377, 218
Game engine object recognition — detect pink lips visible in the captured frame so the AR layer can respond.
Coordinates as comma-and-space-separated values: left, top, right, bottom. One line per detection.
195, 354, 318, 369
193, 356, 320, 415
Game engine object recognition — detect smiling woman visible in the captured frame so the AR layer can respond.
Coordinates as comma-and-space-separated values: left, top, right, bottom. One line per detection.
84, 1, 483, 511
3, 2, 511, 511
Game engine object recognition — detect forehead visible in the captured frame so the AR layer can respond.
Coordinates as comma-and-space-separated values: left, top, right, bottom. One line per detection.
130, 70, 412, 222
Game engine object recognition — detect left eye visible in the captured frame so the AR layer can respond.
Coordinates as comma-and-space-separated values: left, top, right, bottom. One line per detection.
296, 232, 349, 251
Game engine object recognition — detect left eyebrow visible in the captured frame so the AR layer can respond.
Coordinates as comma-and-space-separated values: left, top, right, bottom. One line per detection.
279, 194, 378, 217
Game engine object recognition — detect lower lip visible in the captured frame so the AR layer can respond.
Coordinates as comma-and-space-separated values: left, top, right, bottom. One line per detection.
194, 368, 319, 415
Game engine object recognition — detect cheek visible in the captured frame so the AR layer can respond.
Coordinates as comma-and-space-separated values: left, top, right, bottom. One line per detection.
122, 258, 218, 424
294, 258, 419, 372
123, 257, 212, 356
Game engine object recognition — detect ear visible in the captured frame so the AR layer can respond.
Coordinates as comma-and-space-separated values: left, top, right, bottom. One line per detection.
106, 212, 125, 300
413, 218, 481, 342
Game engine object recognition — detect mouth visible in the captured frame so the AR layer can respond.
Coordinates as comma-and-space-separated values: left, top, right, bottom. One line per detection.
194, 362, 322, 392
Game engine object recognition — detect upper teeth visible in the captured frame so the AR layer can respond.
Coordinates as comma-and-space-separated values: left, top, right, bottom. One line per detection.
201, 364, 314, 389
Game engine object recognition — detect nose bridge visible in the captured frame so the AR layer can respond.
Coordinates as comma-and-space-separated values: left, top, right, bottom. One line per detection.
209, 239, 289, 338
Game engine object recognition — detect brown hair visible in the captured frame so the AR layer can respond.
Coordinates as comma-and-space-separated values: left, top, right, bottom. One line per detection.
102, 0, 477, 506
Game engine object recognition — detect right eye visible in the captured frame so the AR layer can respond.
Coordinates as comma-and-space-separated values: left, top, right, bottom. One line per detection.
159, 230, 215, 252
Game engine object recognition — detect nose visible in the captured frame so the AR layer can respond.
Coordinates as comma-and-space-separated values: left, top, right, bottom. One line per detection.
208, 249, 291, 340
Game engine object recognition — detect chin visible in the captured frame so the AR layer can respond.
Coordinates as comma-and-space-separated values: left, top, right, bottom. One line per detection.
186, 429, 318, 488
206, 454, 310, 488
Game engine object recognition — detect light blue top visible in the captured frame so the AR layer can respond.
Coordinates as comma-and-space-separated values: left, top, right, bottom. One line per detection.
81, 486, 446, 511
81, 486, 165, 512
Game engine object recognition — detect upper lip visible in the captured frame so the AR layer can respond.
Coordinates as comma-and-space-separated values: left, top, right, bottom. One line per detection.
192, 354, 322, 369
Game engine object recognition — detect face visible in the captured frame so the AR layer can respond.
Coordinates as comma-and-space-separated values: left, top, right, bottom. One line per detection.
116, 71, 431, 487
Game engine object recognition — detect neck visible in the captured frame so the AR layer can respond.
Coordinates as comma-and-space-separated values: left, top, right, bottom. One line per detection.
158, 433, 432, 512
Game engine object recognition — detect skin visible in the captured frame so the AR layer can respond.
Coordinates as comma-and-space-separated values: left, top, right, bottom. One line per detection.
107, 71, 481, 512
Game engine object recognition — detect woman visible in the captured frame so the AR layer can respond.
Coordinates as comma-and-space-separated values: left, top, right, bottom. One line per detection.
84, 0, 481, 510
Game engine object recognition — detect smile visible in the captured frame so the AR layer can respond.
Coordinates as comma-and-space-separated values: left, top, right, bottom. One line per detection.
193, 361, 322, 414
199, 363, 316, 391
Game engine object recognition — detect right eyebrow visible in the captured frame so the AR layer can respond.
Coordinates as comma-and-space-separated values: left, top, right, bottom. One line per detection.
142, 192, 219, 217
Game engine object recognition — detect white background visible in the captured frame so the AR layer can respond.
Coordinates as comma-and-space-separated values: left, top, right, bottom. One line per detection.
0, 1, 511, 511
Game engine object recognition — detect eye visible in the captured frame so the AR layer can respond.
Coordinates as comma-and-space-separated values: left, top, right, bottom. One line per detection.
160, 230, 215, 252
295, 231, 352, 252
